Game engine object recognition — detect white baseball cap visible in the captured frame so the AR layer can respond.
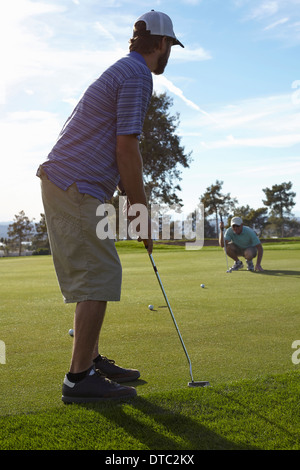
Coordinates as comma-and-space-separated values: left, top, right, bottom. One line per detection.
134, 10, 184, 48
231, 216, 243, 226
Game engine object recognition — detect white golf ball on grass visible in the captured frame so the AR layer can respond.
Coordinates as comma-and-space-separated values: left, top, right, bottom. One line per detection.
200, 284, 205, 288
68, 329, 74, 337
148, 304, 154, 310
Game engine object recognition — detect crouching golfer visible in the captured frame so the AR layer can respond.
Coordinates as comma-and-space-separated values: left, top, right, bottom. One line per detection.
219, 216, 264, 272
36, 11, 184, 403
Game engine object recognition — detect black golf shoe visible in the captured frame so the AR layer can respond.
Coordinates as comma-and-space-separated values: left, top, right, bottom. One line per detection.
93, 355, 140, 383
62, 368, 137, 403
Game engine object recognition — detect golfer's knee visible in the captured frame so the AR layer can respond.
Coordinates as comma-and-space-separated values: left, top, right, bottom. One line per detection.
244, 248, 257, 260
225, 245, 234, 256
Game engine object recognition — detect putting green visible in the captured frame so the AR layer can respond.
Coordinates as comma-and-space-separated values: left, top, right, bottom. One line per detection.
0, 243, 299, 415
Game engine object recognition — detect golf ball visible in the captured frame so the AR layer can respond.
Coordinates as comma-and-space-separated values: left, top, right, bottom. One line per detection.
68, 328, 74, 337
148, 304, 154, 310
200, 284, 205, 288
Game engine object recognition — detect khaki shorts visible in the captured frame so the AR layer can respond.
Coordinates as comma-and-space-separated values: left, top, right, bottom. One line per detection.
228, 242, 257, 259
39, 167, 122, 303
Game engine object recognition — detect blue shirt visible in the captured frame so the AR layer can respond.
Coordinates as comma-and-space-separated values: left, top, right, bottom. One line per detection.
225, 226, 261, 248
40, 52, 153, 201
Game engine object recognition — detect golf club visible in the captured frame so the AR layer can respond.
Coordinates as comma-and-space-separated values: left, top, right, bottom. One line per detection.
220, 214, 231, 273
148, 252, 210, 388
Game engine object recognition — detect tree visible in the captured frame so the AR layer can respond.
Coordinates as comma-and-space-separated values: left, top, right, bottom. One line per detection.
7, 211, 34, 255
140, 92, 192, 206
262, 182, 296, 237
32, 213, 50, 253
200, 180, 238, 236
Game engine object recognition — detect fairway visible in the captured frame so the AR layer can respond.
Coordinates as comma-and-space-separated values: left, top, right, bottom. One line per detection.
0, 242, 299, 450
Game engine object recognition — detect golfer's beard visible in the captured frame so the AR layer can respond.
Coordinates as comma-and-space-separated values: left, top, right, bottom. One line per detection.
153, 49, 170, 75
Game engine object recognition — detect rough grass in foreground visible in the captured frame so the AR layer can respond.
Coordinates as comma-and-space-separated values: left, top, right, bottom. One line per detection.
0, 372, 299, 450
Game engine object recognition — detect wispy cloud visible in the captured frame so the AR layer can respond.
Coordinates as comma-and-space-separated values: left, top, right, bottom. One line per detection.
153, 75, 220, 126
0, 109, 62, 219
155, 76, 201, 111
264, 17, 289, 30
232, 158, 300, 177
235, 0, 300, 43
171, 46, 211, 62
1, 0, 299, 219
1, 1, 210, 107
200, 133, 300, 149
1, 1, 66, 101
180, 92, 300, 149
248, 1, 280, 20
0, 110, 61, 165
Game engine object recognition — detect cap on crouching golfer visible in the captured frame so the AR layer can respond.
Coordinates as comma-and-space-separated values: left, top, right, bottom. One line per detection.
134, 10, 184, 48
231, 216, 243, 226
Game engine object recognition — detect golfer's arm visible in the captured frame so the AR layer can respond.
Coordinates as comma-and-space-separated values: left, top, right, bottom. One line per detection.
256, 243, 263, 264
219, 230, 227, 248
116, 135, 148, 207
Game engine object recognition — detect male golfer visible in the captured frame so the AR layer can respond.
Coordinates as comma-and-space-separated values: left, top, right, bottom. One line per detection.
219, 216, 264, 272
37, 11, 184, 403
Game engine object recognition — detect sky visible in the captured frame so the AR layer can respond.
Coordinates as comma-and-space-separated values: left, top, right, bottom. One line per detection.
1, 0, 300, 223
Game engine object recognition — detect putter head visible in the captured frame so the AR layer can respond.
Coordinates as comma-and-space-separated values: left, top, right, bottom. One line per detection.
188, 381, 210, 388
226, 269, 232, 273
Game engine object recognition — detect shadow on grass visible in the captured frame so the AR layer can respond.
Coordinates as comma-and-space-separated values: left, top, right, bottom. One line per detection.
259, 269, 300, 277
81, 395, 257, 450
211, 384, 300, 450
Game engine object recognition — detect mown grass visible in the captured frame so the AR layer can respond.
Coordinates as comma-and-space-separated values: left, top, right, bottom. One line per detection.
0, 242, 299, 450
0, 373, 299, 450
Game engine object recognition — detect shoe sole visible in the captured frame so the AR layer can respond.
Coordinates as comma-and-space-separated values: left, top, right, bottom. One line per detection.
62, 390, 137, 404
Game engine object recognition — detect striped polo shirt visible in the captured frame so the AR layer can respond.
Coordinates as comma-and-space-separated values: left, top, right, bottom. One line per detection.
40, 51, 153, 202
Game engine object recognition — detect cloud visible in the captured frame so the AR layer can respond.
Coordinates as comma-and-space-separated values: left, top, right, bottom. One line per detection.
0, 110, 61, 166
0, 108, 63, 219
171, 46, 211, 62
1, 1, 210, 108
235, 0, 300, 43
94, 22, 119, 42
179, 92, 300, 149
154, 76, 201, 111
232, 158, 300, 177
264, 17, 289, 30
248, 1, 280, 20
200, 133, 300, 149
153, 76, 219, 126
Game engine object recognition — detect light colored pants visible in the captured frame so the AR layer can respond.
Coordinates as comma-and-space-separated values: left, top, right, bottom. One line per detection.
228, 242, 257, 259
39, 167, 122, 303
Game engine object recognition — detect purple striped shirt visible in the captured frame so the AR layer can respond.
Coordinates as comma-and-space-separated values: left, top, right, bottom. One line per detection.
39, 52, 153, 201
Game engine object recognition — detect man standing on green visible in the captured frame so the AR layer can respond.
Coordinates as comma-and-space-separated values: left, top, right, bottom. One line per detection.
219, 216, 264, 272
37, 11, 184, 403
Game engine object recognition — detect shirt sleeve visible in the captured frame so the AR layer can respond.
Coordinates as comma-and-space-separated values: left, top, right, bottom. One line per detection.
116, 76, 152, 137
224, 228, 232, 241
250, 230, 261, 246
